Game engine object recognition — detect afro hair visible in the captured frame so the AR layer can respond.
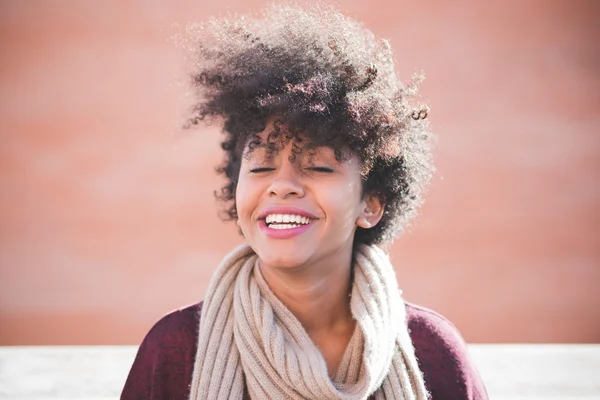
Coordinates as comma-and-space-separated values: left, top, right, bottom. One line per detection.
180, 2, 434, 245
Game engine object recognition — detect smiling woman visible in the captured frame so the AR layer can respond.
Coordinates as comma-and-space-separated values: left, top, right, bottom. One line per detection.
236, 124, 372, 271
121, 3, 487, 400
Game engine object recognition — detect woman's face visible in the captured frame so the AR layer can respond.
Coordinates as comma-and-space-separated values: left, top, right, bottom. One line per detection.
235, 125, 379, 271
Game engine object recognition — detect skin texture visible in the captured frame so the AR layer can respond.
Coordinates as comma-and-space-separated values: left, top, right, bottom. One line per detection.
235, 123, 383, 374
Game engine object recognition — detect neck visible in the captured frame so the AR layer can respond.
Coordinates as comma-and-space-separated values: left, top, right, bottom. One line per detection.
258, 244, 355, 335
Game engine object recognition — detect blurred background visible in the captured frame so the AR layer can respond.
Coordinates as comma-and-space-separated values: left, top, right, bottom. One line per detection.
0, 0, 598, 345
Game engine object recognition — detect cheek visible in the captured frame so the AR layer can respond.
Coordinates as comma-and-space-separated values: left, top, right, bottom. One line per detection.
235, 177, 260, 220
234, 178, 249, 218
320, 180, 364, 221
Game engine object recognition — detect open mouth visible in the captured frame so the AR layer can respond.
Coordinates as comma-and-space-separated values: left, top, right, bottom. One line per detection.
264, 213, 313, 230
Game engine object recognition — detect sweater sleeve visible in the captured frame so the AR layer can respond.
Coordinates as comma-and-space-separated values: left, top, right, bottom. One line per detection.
406, 303, 488, 400
120, 303, 201, 400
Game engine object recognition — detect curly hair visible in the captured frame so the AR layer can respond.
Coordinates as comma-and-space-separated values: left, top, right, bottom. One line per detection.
180, 3, 434, 245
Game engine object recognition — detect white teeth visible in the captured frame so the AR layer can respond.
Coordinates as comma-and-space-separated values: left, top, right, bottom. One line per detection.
271, 224, 300, 230
265, 213, 312, 227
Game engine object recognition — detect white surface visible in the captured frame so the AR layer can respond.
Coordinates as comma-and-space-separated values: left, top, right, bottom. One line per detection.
470, 345, 600, 398
0, 345, 599, 399
0, 346, 135, 399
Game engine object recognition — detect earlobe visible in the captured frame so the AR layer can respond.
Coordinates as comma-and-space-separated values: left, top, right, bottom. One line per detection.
356, 217, 372, 229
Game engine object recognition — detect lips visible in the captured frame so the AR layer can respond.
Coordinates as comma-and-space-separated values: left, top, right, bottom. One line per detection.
257, 206, 317, 221
257, 206, 318, 239
259, 219, 315, 239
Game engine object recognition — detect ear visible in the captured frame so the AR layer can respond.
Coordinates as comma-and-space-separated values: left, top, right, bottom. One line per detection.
356, 193, 384, 229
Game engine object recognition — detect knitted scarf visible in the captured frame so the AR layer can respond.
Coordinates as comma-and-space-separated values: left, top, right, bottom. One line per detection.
189, 243, 429, 400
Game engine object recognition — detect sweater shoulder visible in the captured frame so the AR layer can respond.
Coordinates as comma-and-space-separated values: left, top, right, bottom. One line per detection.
121, 302, 203, 400
405, 302, 488, 400
405, 302, 467, 351
143, 301, 202, 347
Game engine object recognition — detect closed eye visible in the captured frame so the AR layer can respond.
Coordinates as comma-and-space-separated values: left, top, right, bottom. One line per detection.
249, 167, 275, 173
307, 166, 334, 173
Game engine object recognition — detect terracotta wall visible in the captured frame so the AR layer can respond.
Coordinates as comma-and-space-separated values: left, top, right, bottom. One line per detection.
1, 0, 599, 345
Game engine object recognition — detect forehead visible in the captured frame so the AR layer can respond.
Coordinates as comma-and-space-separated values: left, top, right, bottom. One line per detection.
242, 121, 351, 162
243, 141, 340, 167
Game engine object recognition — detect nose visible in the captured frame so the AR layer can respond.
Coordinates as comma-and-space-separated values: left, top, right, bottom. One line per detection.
267, 163, 305, 199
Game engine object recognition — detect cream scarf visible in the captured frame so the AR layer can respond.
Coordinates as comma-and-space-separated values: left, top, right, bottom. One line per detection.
189, 243, 429, 400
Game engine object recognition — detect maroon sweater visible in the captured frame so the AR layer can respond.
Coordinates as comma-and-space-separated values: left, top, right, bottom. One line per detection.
121, 301, 488, 399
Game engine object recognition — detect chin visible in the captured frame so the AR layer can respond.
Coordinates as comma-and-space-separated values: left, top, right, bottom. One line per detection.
256, 250, 310, 270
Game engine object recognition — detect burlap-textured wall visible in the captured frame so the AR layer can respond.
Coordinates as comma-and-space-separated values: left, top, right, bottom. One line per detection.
1, 0, 599, 344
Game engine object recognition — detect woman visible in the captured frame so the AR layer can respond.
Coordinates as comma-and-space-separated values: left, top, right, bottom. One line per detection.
121, 3, 488, 399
